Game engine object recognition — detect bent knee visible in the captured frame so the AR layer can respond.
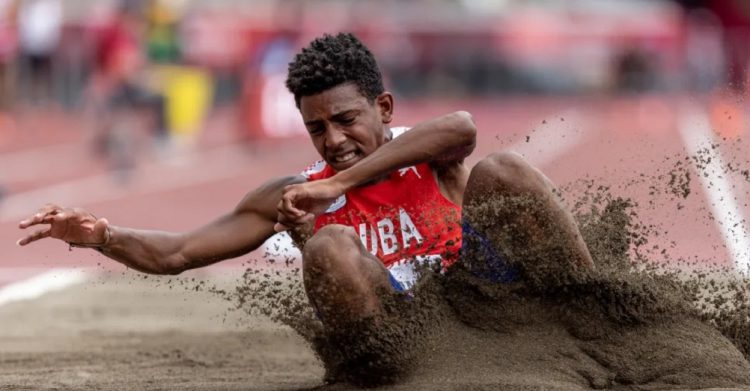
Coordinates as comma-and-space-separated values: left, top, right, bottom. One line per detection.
472, 151, 547, 193
302, 224, 361, 267
477, 151, 530, 179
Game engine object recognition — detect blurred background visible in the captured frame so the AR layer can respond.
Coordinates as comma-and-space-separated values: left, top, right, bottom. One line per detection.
1, 0, 750, 290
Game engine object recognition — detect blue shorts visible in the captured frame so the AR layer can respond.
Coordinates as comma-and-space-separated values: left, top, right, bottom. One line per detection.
460, 221, 519, 283
384, 221, 518, 291
388, 271, 408, 293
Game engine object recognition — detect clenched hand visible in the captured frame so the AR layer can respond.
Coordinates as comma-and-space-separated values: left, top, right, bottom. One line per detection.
275, 178, 346, 232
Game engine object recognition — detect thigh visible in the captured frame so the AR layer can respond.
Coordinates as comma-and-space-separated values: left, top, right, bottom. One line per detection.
460, 152, 594, 288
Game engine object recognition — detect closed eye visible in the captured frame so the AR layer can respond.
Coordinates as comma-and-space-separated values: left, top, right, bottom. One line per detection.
333, 110, 359, 126
307, 125, 324, 135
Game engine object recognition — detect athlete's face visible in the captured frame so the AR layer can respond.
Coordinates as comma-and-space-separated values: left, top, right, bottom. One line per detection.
299, 83, 393, 171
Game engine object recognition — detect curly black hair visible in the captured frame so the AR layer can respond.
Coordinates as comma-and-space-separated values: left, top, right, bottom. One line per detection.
286, 33, 384, 107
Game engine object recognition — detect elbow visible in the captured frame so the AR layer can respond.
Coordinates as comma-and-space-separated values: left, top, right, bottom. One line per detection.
452, 111, 477, 147
144, 264, 184, 276
449, 111, 477, 156
163, 265, 185, 276
128, 263, 183, 276
155, 256, 188, 275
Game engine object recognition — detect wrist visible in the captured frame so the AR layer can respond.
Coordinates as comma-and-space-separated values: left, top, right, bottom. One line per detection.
329, 172, 355, 194
68, 225, 113, 251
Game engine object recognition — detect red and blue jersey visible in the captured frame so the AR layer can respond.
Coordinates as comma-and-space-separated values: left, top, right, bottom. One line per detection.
301, 127, 462, 287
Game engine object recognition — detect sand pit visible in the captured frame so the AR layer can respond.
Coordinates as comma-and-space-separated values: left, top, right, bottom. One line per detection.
5, 202, 750, 390
4, 267, 749, 390
0, 276, 323, 390
211, 202, 750, 390
231, 177, 750, 389
4, 142, 750, 390
289, 268, 750, 390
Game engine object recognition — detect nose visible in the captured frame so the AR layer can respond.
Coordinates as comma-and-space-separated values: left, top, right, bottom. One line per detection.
324, 126, 347, 150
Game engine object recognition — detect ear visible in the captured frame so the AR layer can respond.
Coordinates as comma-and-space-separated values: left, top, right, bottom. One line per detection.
376, 92, 394, 124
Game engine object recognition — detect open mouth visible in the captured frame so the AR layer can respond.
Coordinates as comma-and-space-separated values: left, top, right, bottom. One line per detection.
332, 151, 360, 164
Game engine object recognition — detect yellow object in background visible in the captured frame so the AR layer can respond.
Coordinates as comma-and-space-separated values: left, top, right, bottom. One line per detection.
161, 65, 213, 139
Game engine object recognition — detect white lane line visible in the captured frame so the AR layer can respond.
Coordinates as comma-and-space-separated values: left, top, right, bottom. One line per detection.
678, 104, 750, 275
0, 144, 252, 223
505, 109, 589, 167
0, 268, 89, 307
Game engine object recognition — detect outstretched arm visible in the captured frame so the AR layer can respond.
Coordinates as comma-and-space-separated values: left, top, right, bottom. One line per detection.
18, 175, 306, 275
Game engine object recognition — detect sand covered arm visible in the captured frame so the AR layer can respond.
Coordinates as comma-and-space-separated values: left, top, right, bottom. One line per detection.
18, 175, 306, 275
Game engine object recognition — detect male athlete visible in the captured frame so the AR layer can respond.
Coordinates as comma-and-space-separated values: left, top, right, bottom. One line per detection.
17, 33, 594, 330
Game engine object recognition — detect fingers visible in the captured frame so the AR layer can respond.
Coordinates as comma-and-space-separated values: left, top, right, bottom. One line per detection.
275, 192, 303, 233
277, 197, 305, 226
17, 205, 104, 246
274, 212, 296, 233
274, 212, 314, 233
275, 184, 320, 232
19, 203, 61, 228
298, 213, 315, 225
280, 185, 306, 218
17, 227, 52, 246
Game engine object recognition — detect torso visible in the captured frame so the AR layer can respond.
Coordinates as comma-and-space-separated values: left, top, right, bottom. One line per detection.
301, 127, 465, 287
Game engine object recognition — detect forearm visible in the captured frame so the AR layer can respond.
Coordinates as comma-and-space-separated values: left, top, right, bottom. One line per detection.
19, 180, 288, 274
96, 226, 188, 275
93, 202, 280, 274
334, 111, 476, 189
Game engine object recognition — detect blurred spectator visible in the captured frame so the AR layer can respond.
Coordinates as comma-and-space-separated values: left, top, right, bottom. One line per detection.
239, 2, 304, 142
679, 0, 750, 94
613, 46, 657, 93
145, 0, 180, 64
17, 0, 62, 106
0, 0, 16, 112
56, 19, 94, 110
240, 30, 301, 142
86, 3, 168, 180
684, 8, 725, 91
709, 0, 750, 94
